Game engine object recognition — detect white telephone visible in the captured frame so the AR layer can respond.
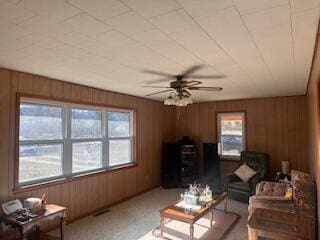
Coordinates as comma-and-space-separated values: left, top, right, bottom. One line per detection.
2, 199, 23, 215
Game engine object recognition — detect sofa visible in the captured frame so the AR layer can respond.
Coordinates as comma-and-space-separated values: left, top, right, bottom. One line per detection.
248, 170, 316, 239
225, 151, 269, 203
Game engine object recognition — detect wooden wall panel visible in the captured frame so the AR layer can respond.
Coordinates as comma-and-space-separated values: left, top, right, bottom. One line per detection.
307, 33, 320, 233
174, 95, 309, 179
0, 69, 11, 204
0, 68, 175, 226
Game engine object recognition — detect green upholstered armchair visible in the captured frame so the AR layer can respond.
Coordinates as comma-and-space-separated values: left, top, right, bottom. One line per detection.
225, 151, 269, 203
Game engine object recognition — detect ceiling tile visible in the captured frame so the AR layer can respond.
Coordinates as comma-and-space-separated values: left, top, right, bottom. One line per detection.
233, 0, 288, 15
5, 0, 22, 3
63, 13, 112, 35
242, 5, 291, 31
150, 9, 199, 34
131, 29, 171, 46
19, 16, 72, 38
0, 20, 31, 39
121, 0, 181, 18
292, 8, 319, 92
105, 12, 154, 35
19, 33, 63, 49
190, 40, 236, 68
19, 45, 59, 61
50, 44, 88, 59
196, 7, 273, 91
0, 0, 35, 24
92, 30, 134, 47
170, 27, 211, 48
0, 45, 29, 66
0, 35, 30, 50
250, 24, 295, 87
67, 0, 130, 21
195, 7, 244, 34
290, 0, 319, 13
18, 0, 81, 21
57, 31, 99, 49
149, 41, 203, 66
177, 0, 234, 18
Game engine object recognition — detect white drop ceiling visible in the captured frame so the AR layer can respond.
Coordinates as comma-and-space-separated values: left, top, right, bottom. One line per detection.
0, 0, 319, 102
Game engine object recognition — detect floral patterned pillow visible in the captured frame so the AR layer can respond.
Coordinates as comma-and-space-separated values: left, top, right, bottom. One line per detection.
291, 170, 312, 182
292, 179, 316, 217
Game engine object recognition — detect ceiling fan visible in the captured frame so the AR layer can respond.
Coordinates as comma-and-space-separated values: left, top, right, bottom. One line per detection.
142, 65, 225, 106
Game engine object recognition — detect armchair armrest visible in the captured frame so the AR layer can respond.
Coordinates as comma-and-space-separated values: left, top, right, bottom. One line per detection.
250, 174, 261, 195
224, 173, 240, 191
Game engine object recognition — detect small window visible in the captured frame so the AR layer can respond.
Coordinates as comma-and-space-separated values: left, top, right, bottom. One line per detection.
217, 112, 245, 158
107, 111, 132, 166
19, 103, 64, 183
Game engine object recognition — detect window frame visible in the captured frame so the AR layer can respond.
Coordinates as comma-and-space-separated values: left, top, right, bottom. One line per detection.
107, 110, 133, 167
15, 94, 137, 190
216, 111, 246, 160
70, 106, 104, 175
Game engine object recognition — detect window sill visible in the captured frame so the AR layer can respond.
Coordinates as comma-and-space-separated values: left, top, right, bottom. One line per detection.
13, 163, 138, 194
219, 155, 240, 162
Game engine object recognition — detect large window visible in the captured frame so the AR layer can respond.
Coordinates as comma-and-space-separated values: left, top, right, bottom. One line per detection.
18, 98, 135, 186
217, 112, 245, 158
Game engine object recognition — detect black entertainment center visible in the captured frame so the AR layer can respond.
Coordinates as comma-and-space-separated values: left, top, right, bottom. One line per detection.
162, 137, 220, 190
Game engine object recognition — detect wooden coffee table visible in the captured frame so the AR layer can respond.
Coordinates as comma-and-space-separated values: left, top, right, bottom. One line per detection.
159, 192, 228, 240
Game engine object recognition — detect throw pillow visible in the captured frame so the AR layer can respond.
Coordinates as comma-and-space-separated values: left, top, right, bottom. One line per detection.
234, 163, 256, 183
292, 179, 316, 217
291, 170, 312, 182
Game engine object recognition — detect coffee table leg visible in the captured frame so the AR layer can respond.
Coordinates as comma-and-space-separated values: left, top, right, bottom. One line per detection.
60, 216, 66, 240
248, 226, 257, 240
210, 210, 214, 227
190, 224, 194, 240
160, 217, 164, 238
224, 197, 228, 212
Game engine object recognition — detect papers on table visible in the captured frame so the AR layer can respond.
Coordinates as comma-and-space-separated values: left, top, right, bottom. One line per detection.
175, 201, 201, 211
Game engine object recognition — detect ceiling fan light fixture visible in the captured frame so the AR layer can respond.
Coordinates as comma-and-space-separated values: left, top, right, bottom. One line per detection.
164, 95, 176, 105
186, 96, 193, 105
175, 98, 187, 107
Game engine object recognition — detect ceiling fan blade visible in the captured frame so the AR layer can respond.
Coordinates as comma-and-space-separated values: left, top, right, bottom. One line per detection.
189, 87, 223, 91
183, 80, 202, 87
187, 75, 226, 79
145, 77, 174, 84
142, 69, 175, 77
141, 86, 171, 89
146, 89, 173, 96
181, 65, 204, 76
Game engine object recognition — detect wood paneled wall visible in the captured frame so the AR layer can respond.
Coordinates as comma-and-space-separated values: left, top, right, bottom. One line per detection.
174, 96, 309, 179
0, 67, 175, 223
307, 32, 320, 232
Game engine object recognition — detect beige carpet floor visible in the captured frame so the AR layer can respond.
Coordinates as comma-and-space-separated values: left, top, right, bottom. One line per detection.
49, 188, 249, 240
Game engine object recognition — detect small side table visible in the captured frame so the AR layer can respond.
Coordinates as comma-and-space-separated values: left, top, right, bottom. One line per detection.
247, 208, 311, 240
1, 204, 67, 240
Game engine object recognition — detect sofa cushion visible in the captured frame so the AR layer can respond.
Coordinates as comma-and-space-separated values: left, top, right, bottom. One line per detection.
255, 181, 292, 200
248, 196, 295, 217
234, 163, 257, 183
228, 181, 252, 192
